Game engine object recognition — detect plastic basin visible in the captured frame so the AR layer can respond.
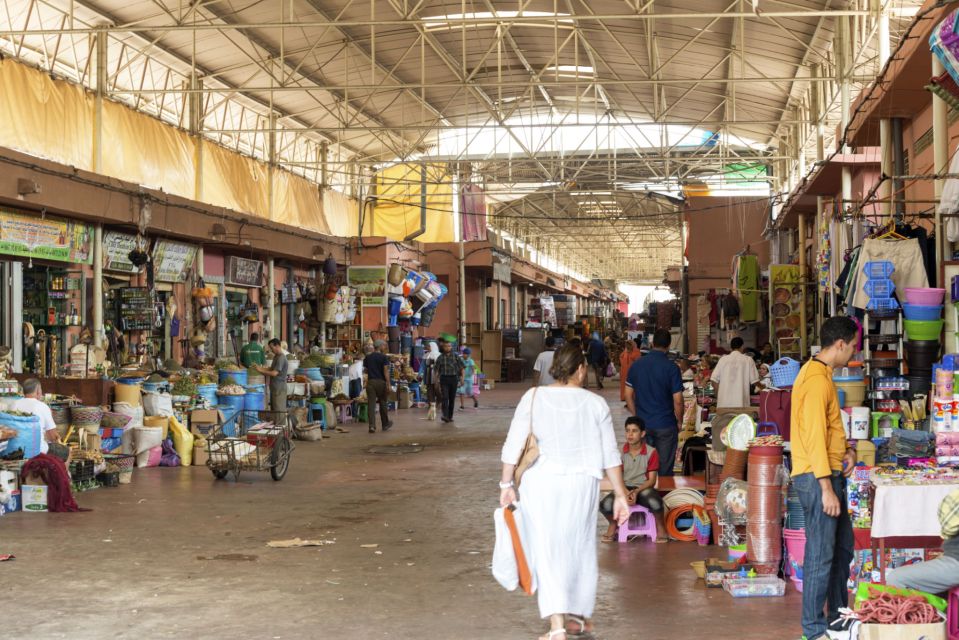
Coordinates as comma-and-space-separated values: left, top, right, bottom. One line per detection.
902, 303, 944, 321
904, 319, 944, 342
218, 369, 248, 386
904, 287, 946, 306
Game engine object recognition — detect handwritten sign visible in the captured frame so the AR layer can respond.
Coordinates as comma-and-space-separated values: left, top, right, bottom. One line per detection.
103, 231, 139, 273
0, 209, 92, 264
152, 240, 197, 282
226, 256, 263, 287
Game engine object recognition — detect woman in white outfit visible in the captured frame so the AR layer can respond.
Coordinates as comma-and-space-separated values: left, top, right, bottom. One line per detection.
499, 343, 630, 640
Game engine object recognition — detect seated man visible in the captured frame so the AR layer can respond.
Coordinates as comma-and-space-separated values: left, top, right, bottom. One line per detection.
887, 488, 959, 594
12, 378, 69, 461
599, 416, 667, 543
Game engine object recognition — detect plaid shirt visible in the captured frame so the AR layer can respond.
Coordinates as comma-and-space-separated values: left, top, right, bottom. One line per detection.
435, 352, 465, 377
940, 488, 959, 539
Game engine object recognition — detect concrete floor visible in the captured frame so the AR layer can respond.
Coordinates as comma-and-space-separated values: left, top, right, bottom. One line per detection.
1, 383, 800, 640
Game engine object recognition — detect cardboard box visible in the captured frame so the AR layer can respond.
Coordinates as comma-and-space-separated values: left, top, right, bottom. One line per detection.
859, 622, 946, 640
193, 441, 209, 467
22, 485, 48, 512
190, 409, 225, 437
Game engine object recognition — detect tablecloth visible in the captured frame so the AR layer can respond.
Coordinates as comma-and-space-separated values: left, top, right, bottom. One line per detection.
870, 483, 959, 538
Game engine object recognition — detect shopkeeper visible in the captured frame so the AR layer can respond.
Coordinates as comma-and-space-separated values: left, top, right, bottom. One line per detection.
887, 488, 959, 594
255, 339, 289, 412
13, 378, 69, 461
240, 332, 266, 368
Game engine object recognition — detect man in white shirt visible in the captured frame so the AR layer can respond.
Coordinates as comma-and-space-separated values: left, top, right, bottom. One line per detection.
532, 336, 557, 386
12, 378, 69, 460
711, 337, 760, 408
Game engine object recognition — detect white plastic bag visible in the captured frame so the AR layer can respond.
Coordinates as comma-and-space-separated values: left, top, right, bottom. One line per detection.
142, 392, 173, 417
491, 504, 537, 594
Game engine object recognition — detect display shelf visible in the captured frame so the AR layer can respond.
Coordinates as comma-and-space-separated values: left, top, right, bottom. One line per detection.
862, 309, 904, 413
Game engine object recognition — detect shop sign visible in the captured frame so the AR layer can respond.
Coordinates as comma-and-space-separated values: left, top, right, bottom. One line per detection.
103, 230, 139, 273
0, 209, 92, 264
226, 256, 263, 287
152, 240, 198, 282
347, 265, 388, 307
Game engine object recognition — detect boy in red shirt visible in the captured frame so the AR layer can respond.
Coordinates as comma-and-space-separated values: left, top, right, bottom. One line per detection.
600, 416, 667, 543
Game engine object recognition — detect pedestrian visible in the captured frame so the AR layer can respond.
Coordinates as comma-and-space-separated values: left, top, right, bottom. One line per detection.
533, 336, 558, 387
624, 329, 683, 477
255, 339, 288, 415
710, 337, 760, 408
239, 332, 266, 368
499, 343, 629, 640
791, 316, 858, 640
434, 340, 465, 423
364, 339, 393, 433
618, 339, 641, 403
585, 332, 608, 389
458, 347, 479, 410
422, 341, 441, 420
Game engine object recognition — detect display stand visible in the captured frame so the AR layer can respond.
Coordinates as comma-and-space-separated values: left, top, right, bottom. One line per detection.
862, 309, 905, 412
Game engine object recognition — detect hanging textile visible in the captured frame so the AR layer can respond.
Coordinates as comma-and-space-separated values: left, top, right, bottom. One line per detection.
460, 184, 488, 242
849, 237, 929, 310
737, 254, 760, 322
817, 214, 832, 295
943, 148, 959, 243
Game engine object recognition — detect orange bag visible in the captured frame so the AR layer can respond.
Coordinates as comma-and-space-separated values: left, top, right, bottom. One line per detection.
503, 504, 533, 595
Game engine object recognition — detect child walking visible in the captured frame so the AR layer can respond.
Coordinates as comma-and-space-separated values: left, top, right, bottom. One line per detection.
458, 347, 479, 410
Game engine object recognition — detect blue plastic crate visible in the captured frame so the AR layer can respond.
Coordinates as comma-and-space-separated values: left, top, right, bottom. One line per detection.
863, 261, 895, 279
864, 278, 895, 299
866, 297, 900, 312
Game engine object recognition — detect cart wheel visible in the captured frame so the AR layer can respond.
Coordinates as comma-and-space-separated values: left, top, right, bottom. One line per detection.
212, 469, 228, 480
270, 437, 292, 481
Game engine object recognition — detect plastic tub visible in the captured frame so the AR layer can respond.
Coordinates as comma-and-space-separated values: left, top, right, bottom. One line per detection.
903, 304, 944, 321
904, 287, 946, 306
297, 367, 324, 381
906, 340, 941, 371
114, 382, 142, 407
835, 380, 866, 407
197, 383, 218, 406
142, 380, 171, 394
723, 576, 786, 598
218, 368, 248, 386
907, 375, 932, 398
904, 319, 944, 342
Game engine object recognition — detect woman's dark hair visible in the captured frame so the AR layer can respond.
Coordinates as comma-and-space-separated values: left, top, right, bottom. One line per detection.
821, 316, 858, 348
549, 343, 586, 383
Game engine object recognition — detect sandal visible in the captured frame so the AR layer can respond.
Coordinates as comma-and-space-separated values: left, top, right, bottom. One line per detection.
565, 616, 593, 636
539, 630, 567, 640
655, 536, 669, 544
600, 534, 616, 543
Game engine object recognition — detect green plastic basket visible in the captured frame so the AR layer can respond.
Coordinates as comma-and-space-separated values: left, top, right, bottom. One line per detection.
903, 319, 944, 342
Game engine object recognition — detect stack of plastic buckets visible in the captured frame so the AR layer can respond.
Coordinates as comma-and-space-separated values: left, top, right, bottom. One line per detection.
902, 287, 946, 398
783, 528, 806, 592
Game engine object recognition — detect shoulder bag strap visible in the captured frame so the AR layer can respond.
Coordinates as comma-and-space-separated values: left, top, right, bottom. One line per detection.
528, 387, 538, 437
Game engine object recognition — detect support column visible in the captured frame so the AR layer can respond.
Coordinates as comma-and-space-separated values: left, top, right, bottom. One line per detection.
189, 73, 204, 201
93, 224, 103, 347
799, 213, 808, 357
267, 113, 277, 220
679, 212, 689, 354
93, 27, 107, 173
267, 258, 276, 340
934, 54, 950, 280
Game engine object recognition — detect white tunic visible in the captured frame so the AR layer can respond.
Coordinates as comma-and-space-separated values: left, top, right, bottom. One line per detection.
711, 350, 760, 408
501, 387, 621, 618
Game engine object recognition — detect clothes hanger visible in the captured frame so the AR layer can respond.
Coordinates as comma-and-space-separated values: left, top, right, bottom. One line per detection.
873, 219, 906, 240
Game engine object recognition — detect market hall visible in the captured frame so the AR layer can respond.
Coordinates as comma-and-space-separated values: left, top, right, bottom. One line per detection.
3, 1, 959, 639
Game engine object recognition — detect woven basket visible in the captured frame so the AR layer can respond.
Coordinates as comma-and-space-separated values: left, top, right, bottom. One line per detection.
103, 453, 135, 471
71, 406, 103, 428
50, 405, 70, 426
100, 411, 133, 430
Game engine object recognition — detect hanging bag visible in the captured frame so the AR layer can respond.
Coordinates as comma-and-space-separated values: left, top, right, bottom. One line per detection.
242, 295, 259, 323
512, 388, 539, 487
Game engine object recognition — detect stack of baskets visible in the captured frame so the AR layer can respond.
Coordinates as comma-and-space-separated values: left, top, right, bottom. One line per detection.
103, 453, 135, 484
71, 406, 103, 432
863, 261, 898, 313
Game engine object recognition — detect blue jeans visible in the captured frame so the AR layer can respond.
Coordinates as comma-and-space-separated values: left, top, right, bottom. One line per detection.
645, 428, 678, 477
794, 472, 854, 640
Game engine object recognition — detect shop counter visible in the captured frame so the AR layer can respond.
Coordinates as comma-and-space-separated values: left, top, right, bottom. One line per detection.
9, 373, 114, 406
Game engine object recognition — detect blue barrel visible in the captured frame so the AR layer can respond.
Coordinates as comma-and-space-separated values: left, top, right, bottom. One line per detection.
0, 412, 41, 458
117, 377, 144, 386
197, 383, 219, 406
218, 369, 248, 386
297, 367, 324, 381
142, 380, 171, 394
218, 393, 245, 436
242, 386, 265, 430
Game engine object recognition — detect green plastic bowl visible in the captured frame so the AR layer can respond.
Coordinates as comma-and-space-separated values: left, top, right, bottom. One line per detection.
904, 319, 944, 342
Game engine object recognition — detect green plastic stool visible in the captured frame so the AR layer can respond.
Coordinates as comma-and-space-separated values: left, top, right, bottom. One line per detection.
355, 403, 368, 423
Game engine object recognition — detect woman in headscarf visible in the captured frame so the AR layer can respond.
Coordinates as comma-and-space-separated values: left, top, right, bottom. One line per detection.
422, 341, 442, 414
618, 339, 641, 403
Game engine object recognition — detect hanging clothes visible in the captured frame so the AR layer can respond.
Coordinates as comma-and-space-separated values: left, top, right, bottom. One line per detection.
941, 147, 959, 243
737, 254, 760, 322
849, 237, 929, 310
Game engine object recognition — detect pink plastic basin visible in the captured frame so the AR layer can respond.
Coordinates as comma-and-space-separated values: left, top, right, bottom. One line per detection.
904, 288, 946, 306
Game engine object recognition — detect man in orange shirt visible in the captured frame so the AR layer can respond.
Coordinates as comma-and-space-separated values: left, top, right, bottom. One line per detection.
792, 316, 858, 640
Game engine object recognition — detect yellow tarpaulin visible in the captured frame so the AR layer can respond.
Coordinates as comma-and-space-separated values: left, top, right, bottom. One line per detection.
367, 163, 453, 243
102, 100, 195, 200
0, 59, 93, 170
202, 141, 271, 221
324, 188, 360, 237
